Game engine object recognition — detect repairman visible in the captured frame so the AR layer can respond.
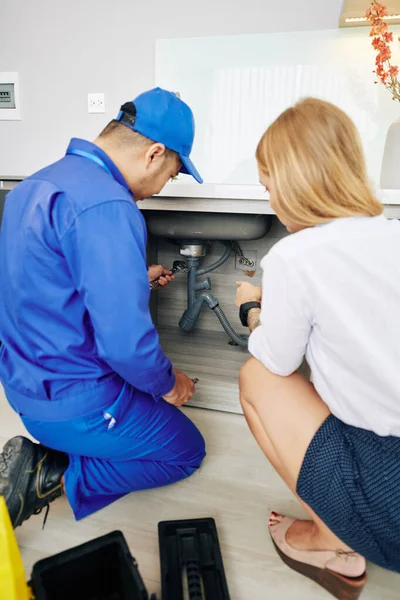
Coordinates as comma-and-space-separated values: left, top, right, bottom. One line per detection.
0, 87, 206, 527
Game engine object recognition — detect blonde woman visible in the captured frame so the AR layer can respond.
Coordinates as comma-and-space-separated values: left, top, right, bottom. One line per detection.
236, 98, 400, 600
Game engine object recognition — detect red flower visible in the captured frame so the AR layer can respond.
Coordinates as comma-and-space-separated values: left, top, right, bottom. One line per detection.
367, 2, 400, 102
372, 36, 382, 49
375, 63, 391, 84
376, 64, 385, 76
377, 45, 392, 62
379, 69, 389, 84
365, 1, 389, 20
376, 3, 388, 17
370, 20, 389, 36
383, 31, 394, 43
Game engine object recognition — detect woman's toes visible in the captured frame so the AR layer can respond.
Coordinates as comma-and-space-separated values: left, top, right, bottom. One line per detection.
269, 511, 284, 527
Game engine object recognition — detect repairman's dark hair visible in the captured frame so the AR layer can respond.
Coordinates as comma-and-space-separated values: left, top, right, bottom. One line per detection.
99, 120, 154, 147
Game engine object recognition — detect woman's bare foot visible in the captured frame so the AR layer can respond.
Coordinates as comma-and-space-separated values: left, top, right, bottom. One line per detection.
269, 512, 354, 553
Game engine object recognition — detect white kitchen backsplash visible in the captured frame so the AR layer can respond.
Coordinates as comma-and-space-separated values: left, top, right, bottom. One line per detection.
156, 27, 400, 191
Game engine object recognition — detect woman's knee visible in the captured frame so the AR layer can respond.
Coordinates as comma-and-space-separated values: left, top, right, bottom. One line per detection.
239, 357, 274, 406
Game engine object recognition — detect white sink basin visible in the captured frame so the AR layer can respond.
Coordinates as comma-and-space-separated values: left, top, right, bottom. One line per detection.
146, 211, 271, 241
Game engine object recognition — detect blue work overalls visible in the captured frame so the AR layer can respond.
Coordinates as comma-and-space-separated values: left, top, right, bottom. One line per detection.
0, 139, 205, 519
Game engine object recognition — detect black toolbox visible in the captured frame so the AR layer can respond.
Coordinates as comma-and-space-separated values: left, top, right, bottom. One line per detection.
29, 519, 230, 599
159, 518, 230, 600
30, 531, 153, 600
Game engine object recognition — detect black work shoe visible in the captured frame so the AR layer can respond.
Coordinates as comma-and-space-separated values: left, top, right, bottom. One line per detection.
0, 436, 69, 528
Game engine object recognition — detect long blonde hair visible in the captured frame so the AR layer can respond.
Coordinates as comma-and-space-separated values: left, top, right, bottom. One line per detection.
256, 98, 383, 227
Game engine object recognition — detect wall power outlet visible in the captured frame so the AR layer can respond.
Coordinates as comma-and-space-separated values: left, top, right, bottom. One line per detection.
235, 250, 258, 274
88, 93, 105, 114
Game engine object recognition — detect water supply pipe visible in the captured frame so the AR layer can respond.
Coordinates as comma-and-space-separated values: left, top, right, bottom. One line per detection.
178, 242, 248, 349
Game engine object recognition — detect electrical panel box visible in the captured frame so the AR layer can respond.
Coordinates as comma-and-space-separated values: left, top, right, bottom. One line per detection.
0, 83, 16, 109
0, 73, 21, 120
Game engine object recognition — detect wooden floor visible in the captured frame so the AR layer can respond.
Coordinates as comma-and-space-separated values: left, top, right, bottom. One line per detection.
1, 393, 399, 599
158, 326, 248, 413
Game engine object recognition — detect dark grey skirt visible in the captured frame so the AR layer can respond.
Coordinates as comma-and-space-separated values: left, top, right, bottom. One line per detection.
297, 414, 400, 572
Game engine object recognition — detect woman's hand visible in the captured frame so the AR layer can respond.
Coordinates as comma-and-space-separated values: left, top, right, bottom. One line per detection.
148, 264, 174, 288
235, 282, 262, 308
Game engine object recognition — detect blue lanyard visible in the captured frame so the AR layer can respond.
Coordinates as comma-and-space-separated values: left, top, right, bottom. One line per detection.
67, 148, 112, 176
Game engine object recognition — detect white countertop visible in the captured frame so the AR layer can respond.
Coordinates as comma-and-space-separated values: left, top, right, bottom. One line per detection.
153, 182, 400, 204
137, 182, 400, 218
138, 196, 275, 215
139, 185, 400, 218
2, 178, 400, 218
139, 197, 400, 219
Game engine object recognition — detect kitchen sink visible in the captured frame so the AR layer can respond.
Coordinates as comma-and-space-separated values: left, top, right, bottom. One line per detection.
145, 211, 271, 241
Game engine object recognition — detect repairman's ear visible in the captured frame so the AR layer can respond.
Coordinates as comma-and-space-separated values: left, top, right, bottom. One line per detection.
145, 143, 167, 168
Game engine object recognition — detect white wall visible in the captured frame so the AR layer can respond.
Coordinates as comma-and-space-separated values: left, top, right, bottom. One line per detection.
0, 0, 343, 176
156, 28, 400, 188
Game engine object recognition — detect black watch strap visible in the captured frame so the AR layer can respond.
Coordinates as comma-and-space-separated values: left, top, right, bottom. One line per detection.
239, 301, 261, 327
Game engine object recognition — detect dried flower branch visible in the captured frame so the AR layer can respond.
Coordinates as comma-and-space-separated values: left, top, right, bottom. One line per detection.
366, 2, 400, 102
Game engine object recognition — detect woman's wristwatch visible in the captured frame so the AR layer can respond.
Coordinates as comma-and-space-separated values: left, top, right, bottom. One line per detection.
239, 301, 261, 327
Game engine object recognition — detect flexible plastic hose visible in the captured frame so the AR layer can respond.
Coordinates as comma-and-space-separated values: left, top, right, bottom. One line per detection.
196, 243, 231, 276
212, 305, 248, 349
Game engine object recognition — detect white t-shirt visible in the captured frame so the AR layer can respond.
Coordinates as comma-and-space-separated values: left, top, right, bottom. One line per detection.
249, 215, 400, 436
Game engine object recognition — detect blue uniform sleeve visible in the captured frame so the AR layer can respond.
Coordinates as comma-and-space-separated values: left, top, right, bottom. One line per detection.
59, 200, 175, 399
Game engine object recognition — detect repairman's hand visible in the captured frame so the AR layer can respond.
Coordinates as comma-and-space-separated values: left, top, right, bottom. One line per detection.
148, 264, 174, 288
163, 370, 195, 407
235, 282, 262, 308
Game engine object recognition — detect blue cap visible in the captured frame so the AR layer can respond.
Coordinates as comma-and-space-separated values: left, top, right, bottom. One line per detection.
116, 87, 203, 184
